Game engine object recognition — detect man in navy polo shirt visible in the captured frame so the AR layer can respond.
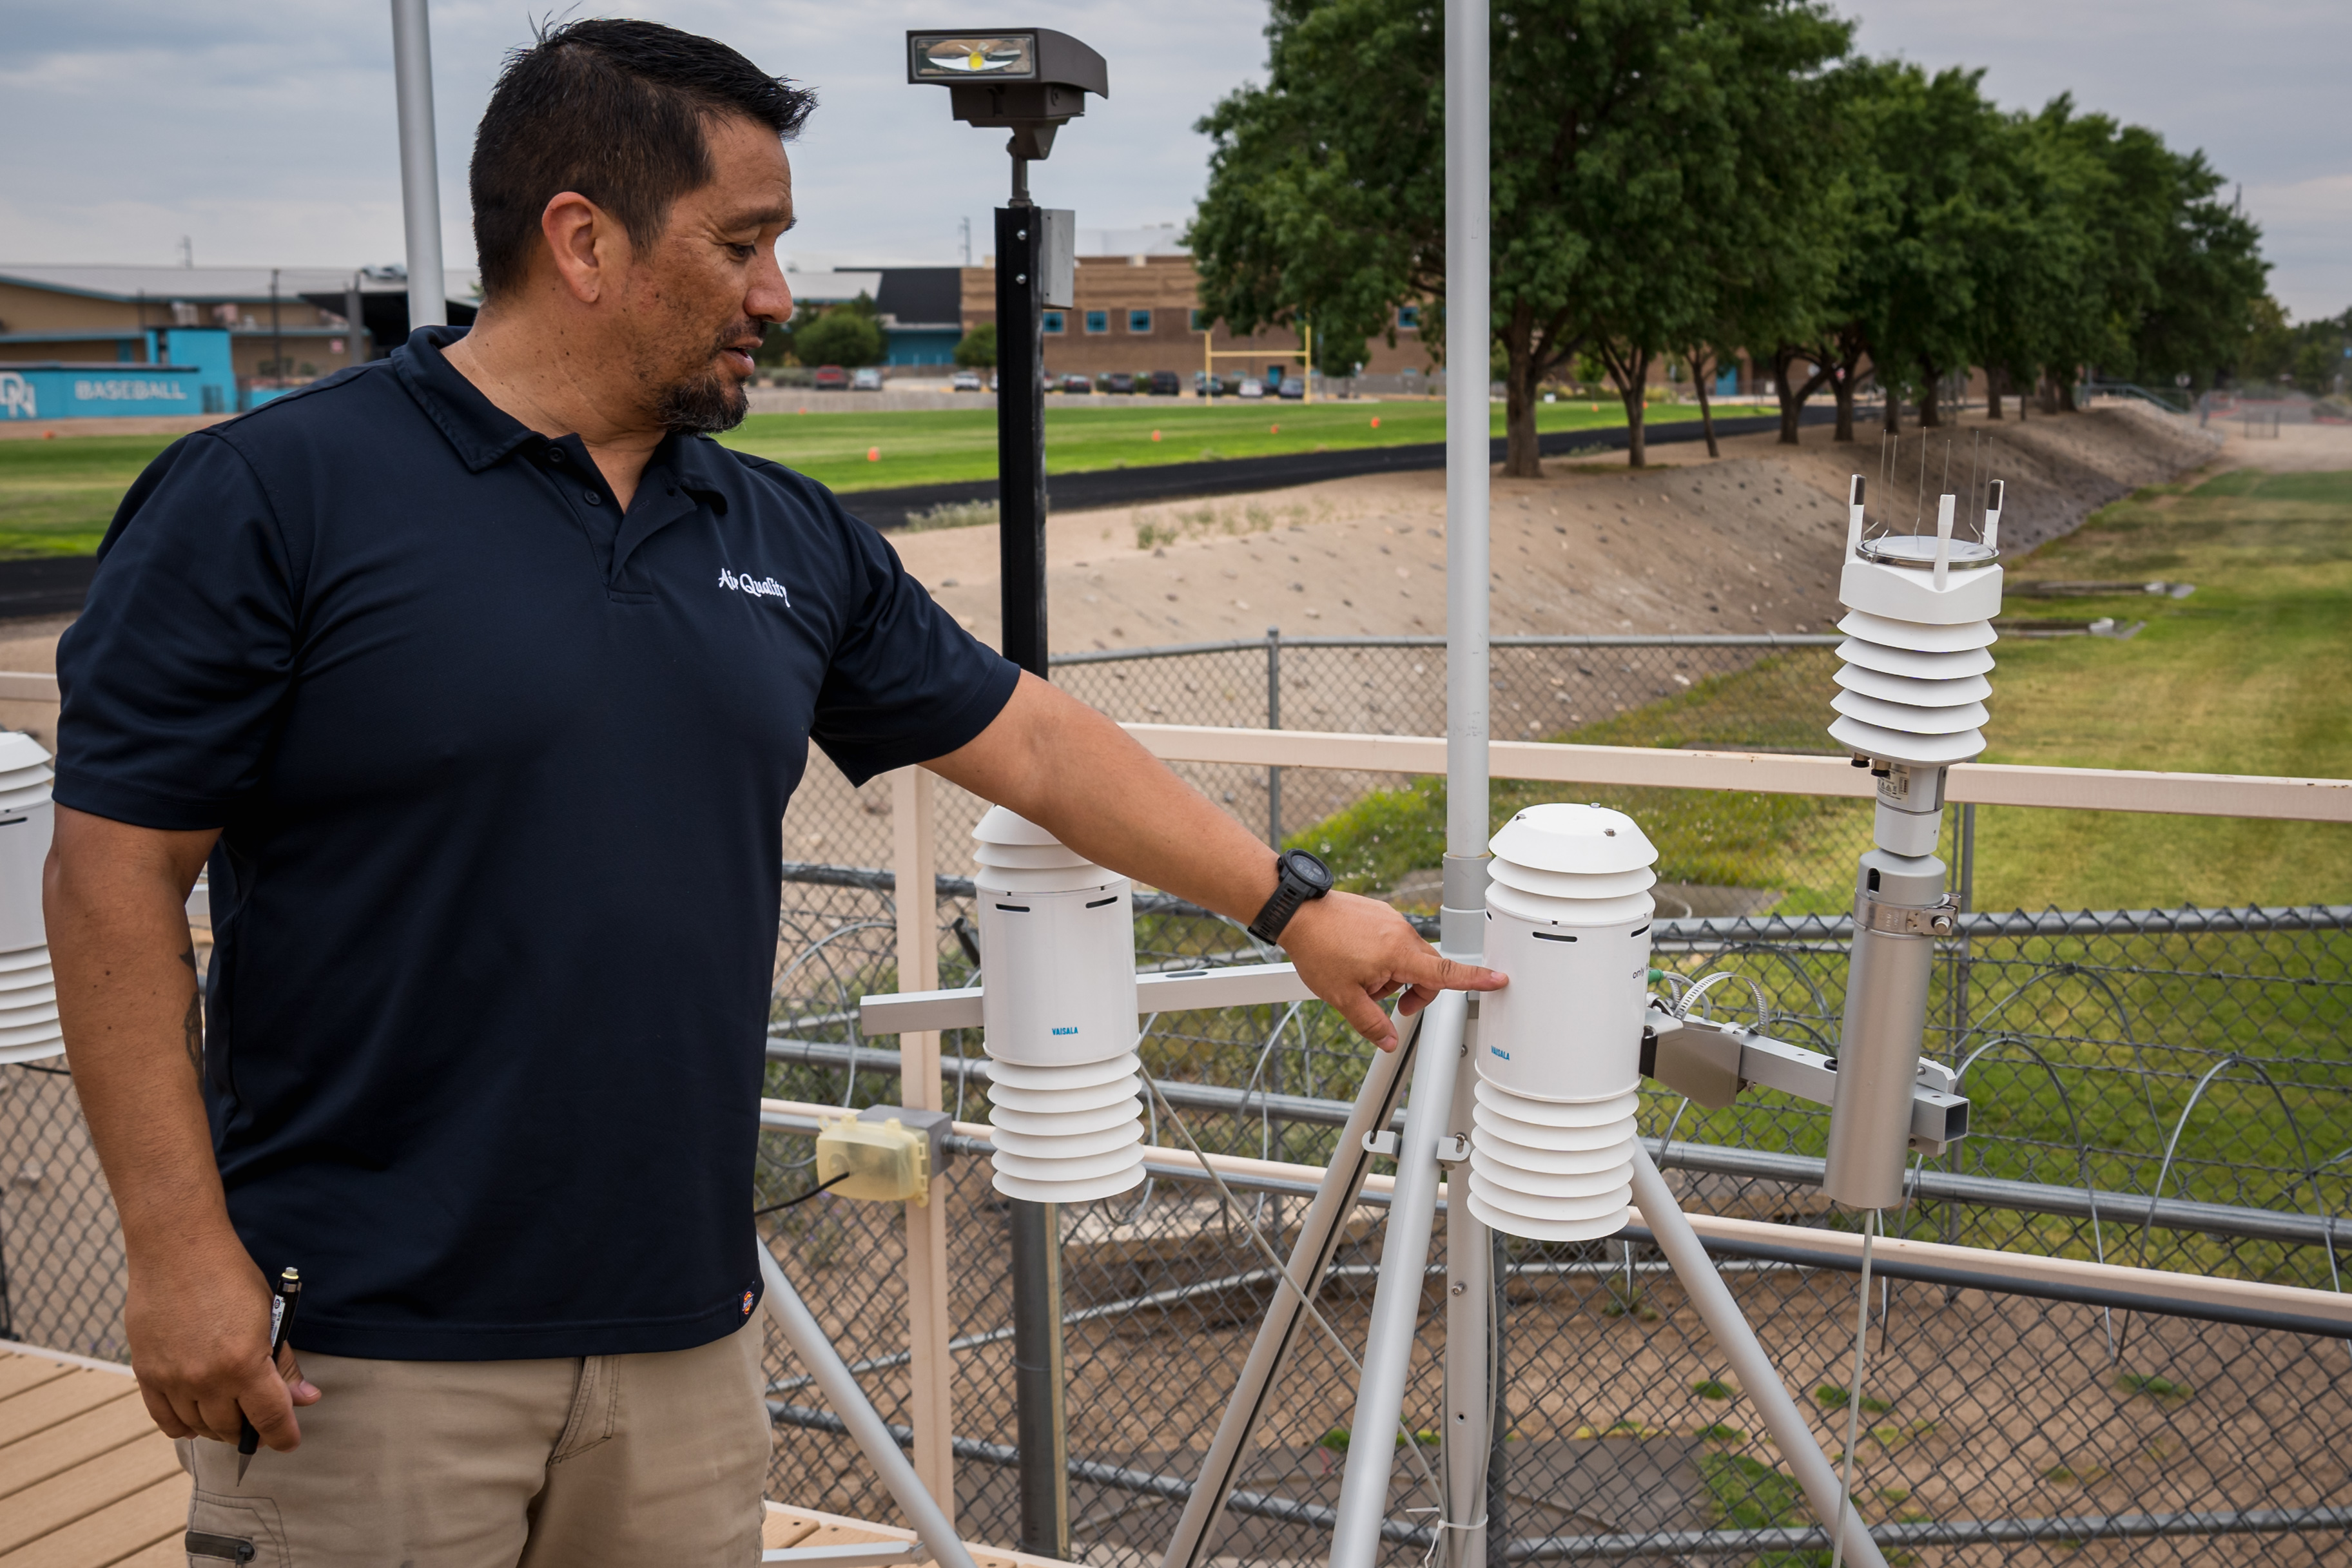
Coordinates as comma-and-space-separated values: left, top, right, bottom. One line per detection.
46, 19, 1500, 1565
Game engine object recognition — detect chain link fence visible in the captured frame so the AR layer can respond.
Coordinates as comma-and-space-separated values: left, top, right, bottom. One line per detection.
5, 630, 2349, 1562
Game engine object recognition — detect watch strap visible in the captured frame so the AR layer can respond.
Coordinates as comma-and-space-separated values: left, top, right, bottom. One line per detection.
1248, 852, 1328, 945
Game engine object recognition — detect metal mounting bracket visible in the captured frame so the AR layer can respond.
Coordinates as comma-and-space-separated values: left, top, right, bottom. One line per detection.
1858, 891, 1961, 937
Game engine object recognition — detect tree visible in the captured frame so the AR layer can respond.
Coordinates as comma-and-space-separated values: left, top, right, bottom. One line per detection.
793, 297, 886, 368
1834, 64, 2017, 433
1491, 0, 1849, 469
953, 323, 998, 369
1189, 0, 1445, 409
1191, 0, 1849, 476
2117, 152, 2265, 392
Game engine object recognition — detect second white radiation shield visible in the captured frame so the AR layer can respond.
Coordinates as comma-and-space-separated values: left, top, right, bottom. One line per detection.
972, 807, 1147, 1203
1468, 803, 1659, 1241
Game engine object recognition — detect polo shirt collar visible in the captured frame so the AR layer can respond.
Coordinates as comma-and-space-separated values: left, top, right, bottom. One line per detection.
660, 429, 735, 514
391, 327, 539, 474
389, 327, 737, 514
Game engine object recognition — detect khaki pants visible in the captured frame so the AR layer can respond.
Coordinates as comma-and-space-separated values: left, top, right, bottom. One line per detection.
177, 1316, 773, 1567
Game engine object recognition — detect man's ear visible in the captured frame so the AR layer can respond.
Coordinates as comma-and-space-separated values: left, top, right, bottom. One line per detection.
539, 191, 627, 305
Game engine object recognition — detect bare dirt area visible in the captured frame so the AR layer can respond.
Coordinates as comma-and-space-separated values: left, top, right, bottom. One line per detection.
895, 405, 2226, 657
2202, 416, 2352, 473
777, 406, 2226, 877
0, 413, 228, 441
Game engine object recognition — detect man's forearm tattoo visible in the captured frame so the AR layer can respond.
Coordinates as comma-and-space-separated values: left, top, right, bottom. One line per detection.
178, 944, 202, 1080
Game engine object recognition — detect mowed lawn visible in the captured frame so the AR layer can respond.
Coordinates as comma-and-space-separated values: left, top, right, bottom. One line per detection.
0, 434, 182, 557
717, 395, 1696, 493
0, 395, 1708, 558
1966, 467, 2352, 911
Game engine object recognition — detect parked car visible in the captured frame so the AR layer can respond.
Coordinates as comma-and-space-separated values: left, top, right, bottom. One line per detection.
1278, 376, 1306, 400
1237, 378, 1265, 400
1102, 372, 1135, 394
1149, 371, 1181, 397
851, 367, 884, 391
951, 369, 983, 392
812, 365, 849, 391
1060, 374, 1093, 394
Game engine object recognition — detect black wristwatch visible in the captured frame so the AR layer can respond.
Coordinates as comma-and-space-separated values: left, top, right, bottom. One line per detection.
1249, 849, 1334, 945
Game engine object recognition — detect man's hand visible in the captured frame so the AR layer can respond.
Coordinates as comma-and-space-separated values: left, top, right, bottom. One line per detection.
1278, 891, 1506, 1050
126, 1231, 318, 1449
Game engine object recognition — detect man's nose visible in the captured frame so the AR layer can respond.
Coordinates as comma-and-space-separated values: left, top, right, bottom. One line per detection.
750, 247, 793, 325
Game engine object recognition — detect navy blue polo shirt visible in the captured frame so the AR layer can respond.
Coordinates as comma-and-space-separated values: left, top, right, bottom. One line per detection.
55, 328, 1018, 1360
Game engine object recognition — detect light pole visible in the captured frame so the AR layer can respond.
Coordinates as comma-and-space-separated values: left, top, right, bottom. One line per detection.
908, 31, 1107, 1560
390, 0, 446, 334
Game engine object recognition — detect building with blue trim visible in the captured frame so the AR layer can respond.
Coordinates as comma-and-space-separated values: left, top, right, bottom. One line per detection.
0, 264, 476, 416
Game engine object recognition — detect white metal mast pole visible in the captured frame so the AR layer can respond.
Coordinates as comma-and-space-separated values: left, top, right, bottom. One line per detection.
1328, 6, 1495, 1565
390, 0, 447, 333
1441, 0, 1492, 954
1437, 3, 1495, 1562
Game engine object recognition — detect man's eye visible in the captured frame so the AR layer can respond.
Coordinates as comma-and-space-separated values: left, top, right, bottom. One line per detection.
728, 244, 755, 260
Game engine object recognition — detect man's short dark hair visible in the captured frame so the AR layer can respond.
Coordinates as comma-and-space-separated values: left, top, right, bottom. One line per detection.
471, 19, 816, 299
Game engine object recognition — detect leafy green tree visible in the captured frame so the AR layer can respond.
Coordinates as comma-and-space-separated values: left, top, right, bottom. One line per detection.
1189, 0, 1443, 404
1191, 0, 1849, 475
1742, 57, 1888, 444
953, 323, 998, 369
2013, 102, 2172, 413
793, 297, 886, 368
1835, 64, 2019, 432
2122, 155, 2266, 392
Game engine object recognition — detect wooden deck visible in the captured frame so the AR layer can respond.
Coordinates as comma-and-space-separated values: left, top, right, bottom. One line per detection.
0, 1346, 1070, 1568
0, 1346, 182, 1567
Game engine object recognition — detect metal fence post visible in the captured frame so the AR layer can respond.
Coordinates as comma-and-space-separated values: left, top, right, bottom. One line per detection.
1266, 626, 1283, 847
1943, 801, 1977, 1279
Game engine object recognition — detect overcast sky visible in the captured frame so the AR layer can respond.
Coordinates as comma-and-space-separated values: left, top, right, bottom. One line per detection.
3, 0, 2344, 319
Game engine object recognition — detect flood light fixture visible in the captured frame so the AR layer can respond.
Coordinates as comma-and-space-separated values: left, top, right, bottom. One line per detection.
906, 26, 1108, 167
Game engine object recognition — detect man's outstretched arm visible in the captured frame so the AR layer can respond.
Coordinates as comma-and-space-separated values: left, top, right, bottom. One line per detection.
46, 806, 316, 1446
926, 672, 1504, 1048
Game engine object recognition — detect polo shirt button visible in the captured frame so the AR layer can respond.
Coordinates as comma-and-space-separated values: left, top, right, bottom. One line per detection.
583, 492, 603, 506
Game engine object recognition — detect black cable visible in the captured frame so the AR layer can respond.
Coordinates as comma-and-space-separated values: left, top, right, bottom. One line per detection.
752, 1171, 849, 1217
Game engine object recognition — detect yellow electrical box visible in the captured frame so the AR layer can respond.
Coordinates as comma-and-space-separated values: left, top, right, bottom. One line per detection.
815, 1114, 932, 1206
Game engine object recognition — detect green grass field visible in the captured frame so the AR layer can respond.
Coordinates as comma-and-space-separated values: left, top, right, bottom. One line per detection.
0, 435, 186, 557
717, 395, 1677, 494
1294, 467, 2352, 915
0, 396, 1706, 558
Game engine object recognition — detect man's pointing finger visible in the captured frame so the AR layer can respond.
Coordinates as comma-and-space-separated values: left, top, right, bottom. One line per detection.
1414, 953, 1507, 994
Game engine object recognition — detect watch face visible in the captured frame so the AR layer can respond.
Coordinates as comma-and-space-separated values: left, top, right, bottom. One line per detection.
1286, 849, 1335, 893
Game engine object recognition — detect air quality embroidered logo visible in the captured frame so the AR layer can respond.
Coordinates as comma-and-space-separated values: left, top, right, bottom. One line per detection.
719, 566, 790, 606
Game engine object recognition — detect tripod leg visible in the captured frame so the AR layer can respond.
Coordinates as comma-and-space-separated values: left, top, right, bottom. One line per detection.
1629, 1148, 1888, 1568
1160, 1009, 1424, 1568
759, 1241, 980, 1568
1330, 989, 1470, 1568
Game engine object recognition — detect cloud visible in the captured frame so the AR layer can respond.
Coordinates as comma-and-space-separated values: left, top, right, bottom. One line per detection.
3, 0, 2342, 318
2240, 174, 2352, 322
